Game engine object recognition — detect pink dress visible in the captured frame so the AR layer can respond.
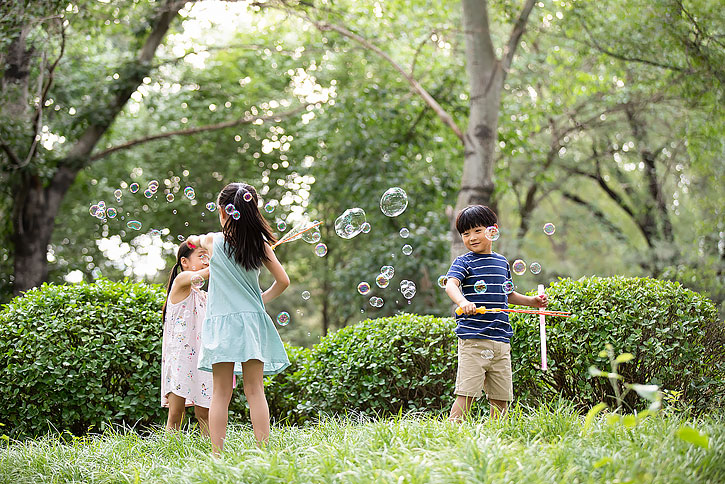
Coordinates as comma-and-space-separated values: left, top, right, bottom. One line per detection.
161, 287, 214, 408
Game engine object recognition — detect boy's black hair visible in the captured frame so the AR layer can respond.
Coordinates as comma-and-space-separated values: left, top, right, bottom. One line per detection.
217, 182, 277, 271
455, 205, 498, 234
162, 241, 194, 324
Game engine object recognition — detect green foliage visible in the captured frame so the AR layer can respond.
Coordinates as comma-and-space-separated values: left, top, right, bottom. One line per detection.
511, 276, 725, 411
0, 279, 165, 439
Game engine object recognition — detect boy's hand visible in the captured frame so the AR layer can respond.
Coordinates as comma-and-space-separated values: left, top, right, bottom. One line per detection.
532, 294, 548, 308
458, 299, 477, 315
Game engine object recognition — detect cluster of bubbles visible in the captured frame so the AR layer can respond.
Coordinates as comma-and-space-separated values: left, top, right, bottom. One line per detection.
369, 296, 384, 308
334, 208, 367, 239
400, 280, 416, 299
206, 202, 216, 212
224, 203, 241, 220
144, 180, 160, 199
89, 201, 117, 221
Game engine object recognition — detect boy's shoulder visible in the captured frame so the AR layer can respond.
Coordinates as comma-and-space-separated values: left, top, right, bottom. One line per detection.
456, 251, 508, 262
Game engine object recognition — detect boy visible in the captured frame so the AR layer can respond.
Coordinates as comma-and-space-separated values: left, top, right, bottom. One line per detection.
445, 205, 547, 420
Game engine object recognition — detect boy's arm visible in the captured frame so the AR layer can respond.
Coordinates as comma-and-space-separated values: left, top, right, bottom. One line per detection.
445, 278, 476, 315
508, 291, 548, 308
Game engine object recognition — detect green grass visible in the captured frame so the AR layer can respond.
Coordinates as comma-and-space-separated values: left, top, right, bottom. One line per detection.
2, 403, 723, 483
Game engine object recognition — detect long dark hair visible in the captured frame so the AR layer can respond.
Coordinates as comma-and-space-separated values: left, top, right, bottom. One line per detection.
162, 241, 194, 323
217, 182, 277, 271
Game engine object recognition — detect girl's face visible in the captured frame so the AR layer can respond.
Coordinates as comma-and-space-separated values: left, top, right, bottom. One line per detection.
181, 248, 209, 271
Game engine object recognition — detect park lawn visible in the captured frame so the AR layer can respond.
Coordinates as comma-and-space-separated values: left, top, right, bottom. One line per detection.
1, 403, 723, 484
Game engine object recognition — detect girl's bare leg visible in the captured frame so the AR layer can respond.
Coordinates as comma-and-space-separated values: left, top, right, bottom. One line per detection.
194, 405, 210, 437
241, 359, 269, 445
165, 392, 186, 432
209, 362, 235, 455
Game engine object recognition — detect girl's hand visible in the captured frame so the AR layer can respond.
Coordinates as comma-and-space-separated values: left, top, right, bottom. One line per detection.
186, 235, 201, 249
532, 294, 548, 308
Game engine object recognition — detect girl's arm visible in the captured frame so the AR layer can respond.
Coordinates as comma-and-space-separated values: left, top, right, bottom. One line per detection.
168, 267, 210, 304
261, 244, 290, 304
508, 291, 548, 308
186, 232, 217, 256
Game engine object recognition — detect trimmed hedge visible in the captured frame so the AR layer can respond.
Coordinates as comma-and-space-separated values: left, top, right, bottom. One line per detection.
511, 276, 725, 411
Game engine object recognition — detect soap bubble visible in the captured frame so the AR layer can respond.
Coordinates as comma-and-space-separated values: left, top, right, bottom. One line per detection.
369, 296, 384, 308
200, 253, 210, 265
184, 187, 195, 200
399, 227, 410, 238
150, 229, 161, 236
437, 275, 448, 288
305, 230, 322, 243
144, 189, 154, 198
376, 274, 390, 288
314, 243, 327, 257
402, 244, 413, 256
301, 291, 311, 300
129, 183, 139, 193
502, 280, 515, 294
380, 265, 395, 279
357, 282, 371, 295
530, 262, 542, 274
512, 259, 526, 275
334, 208, 367, 239
225, 203, 235, 215
243, 192, 253, 202
126, 220, 142, 230
361, 222, 371, 233
380, 187, 408, 217
190, 274, 204, 289
276, 311, 290, 326
89, 204, 101, 216
206, 202, 216, 212
485, 226, 500, 241
148, 180, 159, 192
400, 280, 416, 299
113, 189, 122, 199
543, 223, 556, 236
166, 193, 174, 202
474, 280, 487, 293
277, 221, 287, 231
177, 235, 185, 241
106, 208, 117, 218
98, 201, 106, 209
264, 202, 275, 213
232, 211, 241, 220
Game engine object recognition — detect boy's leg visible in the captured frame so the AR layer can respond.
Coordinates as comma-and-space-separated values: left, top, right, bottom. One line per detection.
489, 399, 508, 418
194, 405, 210, 437
449, 395, 476, 421
241, 359, 269, 446
165, 392, 186, 432
209, 362, 235, 455
483, 341, 513, 419
449, 338, 485, 422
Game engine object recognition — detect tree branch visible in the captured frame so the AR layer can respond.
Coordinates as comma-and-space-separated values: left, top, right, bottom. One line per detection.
562, 191, 629, 242
0, 136, 23, 167
89, 104, 308, 161
502, 0, 537, 74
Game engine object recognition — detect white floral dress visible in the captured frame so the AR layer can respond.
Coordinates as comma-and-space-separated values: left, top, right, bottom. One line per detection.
161, 287, 214, 408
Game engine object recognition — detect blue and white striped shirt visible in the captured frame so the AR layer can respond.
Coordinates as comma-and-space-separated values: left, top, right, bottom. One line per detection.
446, 251, 512, 342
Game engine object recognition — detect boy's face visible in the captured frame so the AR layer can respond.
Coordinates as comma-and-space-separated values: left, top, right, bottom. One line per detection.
461, 224, 496, 254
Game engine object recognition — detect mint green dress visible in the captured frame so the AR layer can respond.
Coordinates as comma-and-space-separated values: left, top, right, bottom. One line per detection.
197, 233, 290, 375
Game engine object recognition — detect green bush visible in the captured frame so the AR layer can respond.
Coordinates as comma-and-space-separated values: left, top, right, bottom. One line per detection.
0, 280, 166, 438
510, 276, 725, 411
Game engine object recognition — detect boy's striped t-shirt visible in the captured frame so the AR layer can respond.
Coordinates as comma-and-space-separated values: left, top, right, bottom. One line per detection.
446, 251, 512, 343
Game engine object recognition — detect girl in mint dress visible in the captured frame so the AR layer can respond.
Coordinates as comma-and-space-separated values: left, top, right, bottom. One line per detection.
187, 182, 290, 454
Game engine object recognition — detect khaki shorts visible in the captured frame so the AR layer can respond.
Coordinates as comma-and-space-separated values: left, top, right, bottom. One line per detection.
455, 338, 513, 401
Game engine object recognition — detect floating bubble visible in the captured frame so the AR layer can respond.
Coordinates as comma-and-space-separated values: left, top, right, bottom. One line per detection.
400, 280, 416, 299
98, 201, 106, 209
190, 274, 205, 289
150, 229, 161, 236
474, 280, 487, 293
361, 222, 371, 234
129, 183, 139, 193
206, 202, 216, 212
243, 192, 253, 202
543, 223, 556, 236
225, 203, 235, 215
148, 180, 159, 192
399, 227, 410, 238
530, 262, 542, 275
184, 187, 195, 200
126, 220, 142, 230
512, 259, 526, 276
301, 290, 311, 300
277, 221, 287, 231
200, 254, 210, 265
306, 231, 322, 243
357, 282, 371, 295
177, 235, 185, 241
437, 275, 448, 288
369, 296, 384, 308
106, 208, 117, 218
380, 187, 408, 217
166, 193, 175, 202
502, 280, 515, 294
89, 204, 101, 217
485, 226, 500, 241
276, 311, 290, 326
376, 274, 390, 288
402, 244, 413, 256
380, 265, 395, 279
144, 189, 154, 198
232, 211, 241, 220
334, 208, 367, 239
113, 189, 122, 199
314, 243, 327, 257
264, 202, 275, 213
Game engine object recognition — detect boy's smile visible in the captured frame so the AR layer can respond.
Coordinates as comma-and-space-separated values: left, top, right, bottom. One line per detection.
461, 225, 496, 254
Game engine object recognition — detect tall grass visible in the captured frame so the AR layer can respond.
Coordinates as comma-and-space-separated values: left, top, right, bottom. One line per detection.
2, 402, 723, 483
